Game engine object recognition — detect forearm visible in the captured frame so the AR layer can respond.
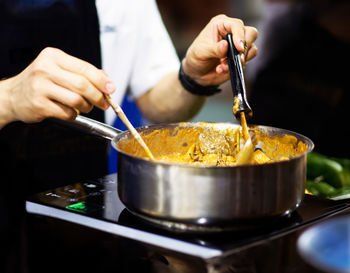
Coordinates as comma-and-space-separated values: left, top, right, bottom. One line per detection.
137, 71, 206, 123
0, 78, 15, 129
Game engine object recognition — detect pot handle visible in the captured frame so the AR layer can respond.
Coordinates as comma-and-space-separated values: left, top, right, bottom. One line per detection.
68, 115, 123, 140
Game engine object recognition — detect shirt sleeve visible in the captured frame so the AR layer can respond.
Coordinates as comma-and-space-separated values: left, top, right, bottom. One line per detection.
128, 0, 180, 99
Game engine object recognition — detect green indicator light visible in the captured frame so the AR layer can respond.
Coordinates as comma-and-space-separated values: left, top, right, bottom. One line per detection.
66, 202, 102, 214
66, 202, 88, 213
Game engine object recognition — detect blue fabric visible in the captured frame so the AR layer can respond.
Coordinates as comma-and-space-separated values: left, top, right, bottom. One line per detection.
3, 0, 75, 11
108, 95, 144, 174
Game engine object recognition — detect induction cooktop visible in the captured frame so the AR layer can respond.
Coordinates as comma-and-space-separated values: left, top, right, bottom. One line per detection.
25, 173, 350, 260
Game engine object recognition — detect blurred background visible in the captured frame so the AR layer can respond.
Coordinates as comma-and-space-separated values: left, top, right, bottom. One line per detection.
153, 0, 350, 158
156, 0, 264, 123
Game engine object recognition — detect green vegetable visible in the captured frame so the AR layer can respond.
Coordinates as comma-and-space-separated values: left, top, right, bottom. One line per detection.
306, 180, 336, 198
330, 157, 350, 169
307, 152, 346, 188
329, 157, 350, 187
306, 152, 350, 199
329, 186, 350, 198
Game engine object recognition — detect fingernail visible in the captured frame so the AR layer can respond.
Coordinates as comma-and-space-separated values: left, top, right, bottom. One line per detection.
105, 82, 115, 94
240, 41, 245, 51
104, 101, 110, 110
240, 53, 245, 63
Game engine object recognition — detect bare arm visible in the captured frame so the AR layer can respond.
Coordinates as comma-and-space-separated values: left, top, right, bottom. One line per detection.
0, 78, 14, 129
136, 14, 258, 123
136, 70, 206, 123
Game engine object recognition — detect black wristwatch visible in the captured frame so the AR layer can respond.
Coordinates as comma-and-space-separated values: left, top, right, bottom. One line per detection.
178, 62, 221, 96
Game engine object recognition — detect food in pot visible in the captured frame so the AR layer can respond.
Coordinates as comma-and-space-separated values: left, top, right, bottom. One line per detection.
117, 123, 308, 167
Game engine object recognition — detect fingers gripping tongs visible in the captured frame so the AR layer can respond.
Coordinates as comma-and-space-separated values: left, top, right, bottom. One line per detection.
226, 33, 253, 121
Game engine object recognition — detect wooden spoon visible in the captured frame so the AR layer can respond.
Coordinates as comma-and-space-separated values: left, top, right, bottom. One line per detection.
104, 94, 155, 160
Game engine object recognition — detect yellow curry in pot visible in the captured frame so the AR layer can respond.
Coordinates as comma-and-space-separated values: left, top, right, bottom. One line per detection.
117, 123, 308, 167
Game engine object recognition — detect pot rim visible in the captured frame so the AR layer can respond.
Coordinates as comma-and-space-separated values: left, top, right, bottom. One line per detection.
112, 122, 314, 169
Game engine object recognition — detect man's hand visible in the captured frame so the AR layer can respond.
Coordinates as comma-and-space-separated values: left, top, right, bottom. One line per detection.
182, 14, 258, 87
1, 47, 115, 126
137, 15, 258, 123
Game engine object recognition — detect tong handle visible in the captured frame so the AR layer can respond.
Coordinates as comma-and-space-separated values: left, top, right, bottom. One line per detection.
226, 33, 252, 120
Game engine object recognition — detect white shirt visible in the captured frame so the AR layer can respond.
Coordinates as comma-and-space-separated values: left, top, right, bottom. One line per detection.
96, 0, 180, 125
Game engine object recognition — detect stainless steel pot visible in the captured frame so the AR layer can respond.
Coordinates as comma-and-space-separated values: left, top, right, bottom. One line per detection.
71, 115, 314, 228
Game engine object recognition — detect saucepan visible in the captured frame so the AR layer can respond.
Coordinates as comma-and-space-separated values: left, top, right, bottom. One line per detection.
70, 115, 313, 230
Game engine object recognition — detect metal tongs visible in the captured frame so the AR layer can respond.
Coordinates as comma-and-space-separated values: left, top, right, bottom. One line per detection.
226, 33, 254, 164
226, 33, 253, 121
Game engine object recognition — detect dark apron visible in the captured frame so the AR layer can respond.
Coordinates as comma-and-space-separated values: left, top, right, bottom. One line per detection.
0, 1, 108, 271
0, 0, 108, 186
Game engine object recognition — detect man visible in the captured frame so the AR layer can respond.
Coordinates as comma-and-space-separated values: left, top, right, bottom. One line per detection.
0, 6, 258, 127
0, 0, 258, 271
0, 0, 258, 184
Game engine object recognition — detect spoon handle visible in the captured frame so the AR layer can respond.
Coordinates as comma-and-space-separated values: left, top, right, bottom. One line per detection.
104, 94, 155, 160
226, 33, 252, 120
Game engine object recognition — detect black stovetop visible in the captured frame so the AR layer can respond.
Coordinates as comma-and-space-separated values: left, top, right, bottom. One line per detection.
25, 173, 350, 261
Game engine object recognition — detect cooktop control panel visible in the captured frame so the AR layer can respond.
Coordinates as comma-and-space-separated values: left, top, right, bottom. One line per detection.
26, 174, 350, 260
